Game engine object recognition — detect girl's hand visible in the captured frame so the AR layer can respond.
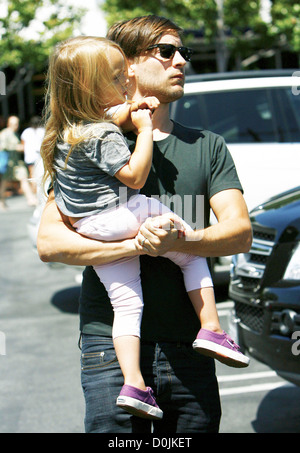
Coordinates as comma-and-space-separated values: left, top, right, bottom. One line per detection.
130, 96, 160, 114
131, 109, 153, 133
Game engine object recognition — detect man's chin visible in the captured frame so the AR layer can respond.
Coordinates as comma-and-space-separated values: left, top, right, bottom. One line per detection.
166, 88, 184, 103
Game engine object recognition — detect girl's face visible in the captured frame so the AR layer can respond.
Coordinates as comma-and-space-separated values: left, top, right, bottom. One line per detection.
104, 47, 129, 107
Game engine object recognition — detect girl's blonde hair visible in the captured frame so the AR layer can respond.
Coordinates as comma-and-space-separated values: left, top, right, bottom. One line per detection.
41, 36, 126, 188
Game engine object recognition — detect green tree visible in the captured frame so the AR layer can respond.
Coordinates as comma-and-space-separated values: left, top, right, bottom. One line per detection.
270, 0, 300, 51
102, 0, 196, 30
0, 0, 85, 70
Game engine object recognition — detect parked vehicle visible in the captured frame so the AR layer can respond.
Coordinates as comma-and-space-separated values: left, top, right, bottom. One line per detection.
170, 69, 300, 213
229, 186, 300, 386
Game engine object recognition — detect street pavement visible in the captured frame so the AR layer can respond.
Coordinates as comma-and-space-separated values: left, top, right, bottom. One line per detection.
0, 195, 85, 433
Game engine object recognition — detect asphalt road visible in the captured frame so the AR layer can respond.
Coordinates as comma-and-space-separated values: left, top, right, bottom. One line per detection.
1, 195, 299, 434
0, 195, 84, 433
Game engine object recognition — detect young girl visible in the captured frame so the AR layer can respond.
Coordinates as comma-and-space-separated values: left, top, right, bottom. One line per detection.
41, 36, 249, 420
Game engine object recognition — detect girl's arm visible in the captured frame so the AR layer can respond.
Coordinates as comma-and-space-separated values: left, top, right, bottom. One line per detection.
109, 103, 132, 131
37, 191, 143, 266
114, 109, 153, 190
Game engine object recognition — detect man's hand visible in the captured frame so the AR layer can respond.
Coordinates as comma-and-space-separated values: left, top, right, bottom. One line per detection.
135, 212, 184, 256
135, 189, 252, 258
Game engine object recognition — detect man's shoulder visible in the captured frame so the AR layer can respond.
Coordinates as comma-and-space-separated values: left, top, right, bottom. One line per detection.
0, 128, 8, 137
171, 122, 225, 153
172, 121, 222, 141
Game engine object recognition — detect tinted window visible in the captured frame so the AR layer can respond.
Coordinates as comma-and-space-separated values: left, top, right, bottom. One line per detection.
275, 88, 300, 142
171, 87, 300, 143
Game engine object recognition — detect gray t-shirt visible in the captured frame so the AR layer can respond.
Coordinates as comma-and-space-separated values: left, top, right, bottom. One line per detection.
53, 123, 138, 217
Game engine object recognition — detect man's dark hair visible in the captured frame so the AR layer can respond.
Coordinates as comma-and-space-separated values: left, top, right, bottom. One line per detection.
107, 15, 182, 58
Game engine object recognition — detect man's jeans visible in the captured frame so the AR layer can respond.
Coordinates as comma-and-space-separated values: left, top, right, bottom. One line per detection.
80, 334, 221, 433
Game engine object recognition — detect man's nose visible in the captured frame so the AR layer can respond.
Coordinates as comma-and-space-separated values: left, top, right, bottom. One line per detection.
172, 50, 186, 66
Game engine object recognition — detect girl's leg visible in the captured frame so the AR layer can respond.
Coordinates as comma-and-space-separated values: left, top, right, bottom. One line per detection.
94, 257, 163, 417
81, 334, 152, 433
166, 251, 249, 367
145, 196, 222, 333
94, 255, 145, 390
188, 286, 222, 333
164, 250, 222, 333
74, 202, 163, 418
113, 335, 146, 390
74, 209, 146, 390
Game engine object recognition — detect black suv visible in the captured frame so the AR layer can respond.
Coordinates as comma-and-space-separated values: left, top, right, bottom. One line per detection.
229, 186, 300, 386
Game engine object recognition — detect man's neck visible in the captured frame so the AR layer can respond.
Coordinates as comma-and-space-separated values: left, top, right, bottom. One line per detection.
152, 103, 174, 141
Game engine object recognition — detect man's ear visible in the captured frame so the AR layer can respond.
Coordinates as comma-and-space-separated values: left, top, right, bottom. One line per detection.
127, 58, 136, 77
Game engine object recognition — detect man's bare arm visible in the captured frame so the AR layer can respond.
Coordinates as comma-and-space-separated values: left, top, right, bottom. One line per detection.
136, 189, 252, 257
37, 191, 141, 266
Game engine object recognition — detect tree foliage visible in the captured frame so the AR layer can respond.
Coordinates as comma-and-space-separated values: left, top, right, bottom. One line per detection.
102, 0, 300, 61
270, 0, 300, 51
0, 0, 85, 70
102, 0, 264, 42
2, 0, 299, 73
102, 0, 196, 31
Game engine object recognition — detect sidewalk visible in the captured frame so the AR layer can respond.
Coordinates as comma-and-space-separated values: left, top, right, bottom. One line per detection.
0, 194, 33, 212
0, 195, 85, 433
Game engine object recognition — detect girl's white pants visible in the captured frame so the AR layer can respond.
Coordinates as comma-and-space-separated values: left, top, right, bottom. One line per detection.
74, 195, 212, 339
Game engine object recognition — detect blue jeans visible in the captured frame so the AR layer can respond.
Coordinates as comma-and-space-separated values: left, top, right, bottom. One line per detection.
80, 334, 221, 433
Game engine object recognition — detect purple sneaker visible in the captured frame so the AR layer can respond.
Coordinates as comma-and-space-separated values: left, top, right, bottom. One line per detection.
193, 329, 250, 368
116, 385, 163, 420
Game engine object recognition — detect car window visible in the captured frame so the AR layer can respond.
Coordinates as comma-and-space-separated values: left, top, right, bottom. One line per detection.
171, 87, 300, 143
275, 88, 300, 142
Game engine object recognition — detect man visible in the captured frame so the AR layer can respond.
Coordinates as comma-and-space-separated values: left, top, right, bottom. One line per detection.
20, 116, 45, 194
0, 116, 37, 209
37, 15, 252, 433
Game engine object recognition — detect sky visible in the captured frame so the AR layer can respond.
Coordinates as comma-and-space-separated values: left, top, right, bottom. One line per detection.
66, 0, 107, 36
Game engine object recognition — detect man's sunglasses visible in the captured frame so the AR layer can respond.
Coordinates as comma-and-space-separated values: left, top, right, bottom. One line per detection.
146, 44, 194, 62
